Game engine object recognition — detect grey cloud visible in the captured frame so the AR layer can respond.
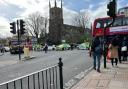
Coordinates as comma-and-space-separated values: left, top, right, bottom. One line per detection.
35, 0, 40, 3
0, 3, 25, 21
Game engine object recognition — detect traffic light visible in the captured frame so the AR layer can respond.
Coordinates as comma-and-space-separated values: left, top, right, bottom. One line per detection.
20, 19, 26, 35
10, 22, 16, 34
107, 0, 117, 18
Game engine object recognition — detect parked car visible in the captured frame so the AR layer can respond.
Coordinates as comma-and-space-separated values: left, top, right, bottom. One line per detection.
10, 45, 24, 54
56, 43, 70, 51
77, 43, 89, 50
47, 45, 56, 51
9, 39, 24, 54
4, 46, 10, 52
33, 44, 43, 51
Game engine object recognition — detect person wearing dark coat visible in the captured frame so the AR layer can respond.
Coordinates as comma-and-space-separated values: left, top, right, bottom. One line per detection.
122, 37, 128, 61
44, 44, 48, 53
117, 37, 122, 63
90, 37, 103, 73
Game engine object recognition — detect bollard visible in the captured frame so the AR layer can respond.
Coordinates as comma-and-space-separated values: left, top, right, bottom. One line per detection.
58, 58, 63, 89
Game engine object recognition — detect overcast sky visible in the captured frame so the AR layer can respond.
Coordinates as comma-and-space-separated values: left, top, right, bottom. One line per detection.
0, 0, 128, 38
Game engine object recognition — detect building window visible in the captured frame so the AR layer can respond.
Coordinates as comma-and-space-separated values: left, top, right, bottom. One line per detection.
52, 12, 54, 15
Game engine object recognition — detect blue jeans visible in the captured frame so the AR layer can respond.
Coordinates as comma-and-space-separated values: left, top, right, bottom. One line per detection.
93, 52, 101, 70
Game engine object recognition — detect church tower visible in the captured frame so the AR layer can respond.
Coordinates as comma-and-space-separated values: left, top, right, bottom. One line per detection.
49, 0, 63, 44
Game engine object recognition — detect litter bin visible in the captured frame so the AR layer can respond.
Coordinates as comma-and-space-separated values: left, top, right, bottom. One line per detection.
24, 47, 30, 58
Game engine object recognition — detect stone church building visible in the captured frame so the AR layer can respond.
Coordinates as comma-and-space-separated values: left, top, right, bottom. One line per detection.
48, 0, 88, 44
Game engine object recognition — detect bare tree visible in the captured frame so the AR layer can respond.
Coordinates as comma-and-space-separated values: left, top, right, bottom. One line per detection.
25, 12, 48, 43
72, 11, 91, 28
72, 11, 92, 42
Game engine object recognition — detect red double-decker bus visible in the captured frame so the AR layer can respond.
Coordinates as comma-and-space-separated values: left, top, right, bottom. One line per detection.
92, 15, 128, 43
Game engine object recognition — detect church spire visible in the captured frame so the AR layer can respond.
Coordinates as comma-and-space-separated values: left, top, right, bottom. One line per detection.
49, 0, 51, 8
61, 0, 62, 9
55, 0, 57, 7
61, 0, 63, 19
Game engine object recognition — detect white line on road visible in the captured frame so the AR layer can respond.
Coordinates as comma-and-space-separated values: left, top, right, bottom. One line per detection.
64, 66, 93, 89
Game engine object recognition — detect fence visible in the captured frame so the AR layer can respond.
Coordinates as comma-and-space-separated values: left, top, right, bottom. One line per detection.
0, 58, 63, 89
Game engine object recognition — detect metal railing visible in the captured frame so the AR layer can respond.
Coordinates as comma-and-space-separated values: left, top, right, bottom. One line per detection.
0, 58, 63, 89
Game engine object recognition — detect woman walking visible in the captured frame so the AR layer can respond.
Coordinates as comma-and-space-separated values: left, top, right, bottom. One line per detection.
108, 38, 119, 67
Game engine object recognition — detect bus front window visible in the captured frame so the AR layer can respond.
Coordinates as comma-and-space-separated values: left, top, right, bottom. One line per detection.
106, 19, 112, 26
95, 20, 103, 28
103, 19, 112, 27
123, 17, 128, 25
113, 17, 122, 27
96, 23, 101, 28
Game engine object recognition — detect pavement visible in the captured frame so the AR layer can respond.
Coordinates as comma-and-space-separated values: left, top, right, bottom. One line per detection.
71, 61, 128, 89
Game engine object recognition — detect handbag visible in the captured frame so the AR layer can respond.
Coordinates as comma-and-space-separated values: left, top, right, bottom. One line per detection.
107, 50, 111, 60
121, 46, 127, 51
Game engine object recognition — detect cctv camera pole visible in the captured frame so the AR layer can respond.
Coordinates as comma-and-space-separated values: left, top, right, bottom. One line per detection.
17, 20, 21, 60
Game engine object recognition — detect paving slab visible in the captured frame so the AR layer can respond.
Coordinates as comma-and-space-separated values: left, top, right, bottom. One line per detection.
71, 61, 128, 89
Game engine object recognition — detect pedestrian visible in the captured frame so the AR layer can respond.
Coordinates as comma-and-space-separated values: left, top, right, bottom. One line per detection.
0, 44, 2, 53
121, 37, 127, 61
90, 37, 103, 73
1, 44, 5, 54
70, 43, 73, 50
44, 43, 48, 53
108, 37, 119, 67
117, 36, 122, 63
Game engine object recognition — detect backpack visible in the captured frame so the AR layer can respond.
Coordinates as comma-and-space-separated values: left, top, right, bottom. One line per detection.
95, 44, 103, 54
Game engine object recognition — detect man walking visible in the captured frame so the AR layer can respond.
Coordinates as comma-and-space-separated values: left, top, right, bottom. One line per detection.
90, 37, 103, 73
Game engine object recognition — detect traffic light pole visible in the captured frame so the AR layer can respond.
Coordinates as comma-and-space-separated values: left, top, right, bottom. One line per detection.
103, 18, 115, 68
10, 19, 25, 61
17, 20, 21, 60
104, 0, 117, 68
103, 27, 106, 68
